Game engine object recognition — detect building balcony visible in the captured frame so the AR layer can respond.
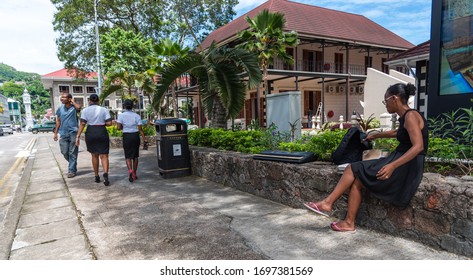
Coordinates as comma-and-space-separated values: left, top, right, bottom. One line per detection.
271, 59, 367, 75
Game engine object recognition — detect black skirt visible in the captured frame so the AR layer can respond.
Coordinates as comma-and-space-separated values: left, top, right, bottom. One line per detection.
85, 125, 110, 154
123, 132, 140, 159
350, 151, 425, 208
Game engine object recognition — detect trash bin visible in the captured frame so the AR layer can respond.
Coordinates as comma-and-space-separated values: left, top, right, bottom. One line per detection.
155, 118, 191, 178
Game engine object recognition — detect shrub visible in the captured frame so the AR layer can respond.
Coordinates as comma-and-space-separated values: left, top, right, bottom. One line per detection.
142, 124, 156, 136
106, 124, 156, 137
107, 126, 122, 137
187, 125, 472, 175
188, 128, 266, 153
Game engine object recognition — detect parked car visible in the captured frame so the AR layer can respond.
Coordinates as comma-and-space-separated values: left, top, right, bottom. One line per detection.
0, 124, 13, 134
29, 121, 56, 134
0, 127, 4, 136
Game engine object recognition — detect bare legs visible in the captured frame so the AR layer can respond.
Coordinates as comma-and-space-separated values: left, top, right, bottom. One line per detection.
126, 158, 139, 181
308, 164, 364, 230
91, 153, 109, 184
91, 154, 100, 176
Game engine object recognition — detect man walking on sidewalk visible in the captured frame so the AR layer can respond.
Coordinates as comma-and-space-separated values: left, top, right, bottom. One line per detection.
54, 93, 81, 178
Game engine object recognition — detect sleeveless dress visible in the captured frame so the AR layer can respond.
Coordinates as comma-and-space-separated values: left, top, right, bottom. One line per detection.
350, 109, 429, 208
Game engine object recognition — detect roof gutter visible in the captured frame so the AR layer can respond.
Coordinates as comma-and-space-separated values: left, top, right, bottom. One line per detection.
202, 31, 412, 52
384, 54, 430, 67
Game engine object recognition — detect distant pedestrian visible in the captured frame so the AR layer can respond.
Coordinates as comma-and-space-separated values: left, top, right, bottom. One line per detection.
117, 99, 146, 182
75, 94, 112, 186
54, 93, 81, 178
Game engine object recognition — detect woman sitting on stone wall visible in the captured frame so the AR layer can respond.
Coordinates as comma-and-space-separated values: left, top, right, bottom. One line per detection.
304, 83, 428, 232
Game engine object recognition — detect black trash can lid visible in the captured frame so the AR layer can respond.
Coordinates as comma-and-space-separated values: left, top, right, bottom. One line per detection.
156, 118, 187, 125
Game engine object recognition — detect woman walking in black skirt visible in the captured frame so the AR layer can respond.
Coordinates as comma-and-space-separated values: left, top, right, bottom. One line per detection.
75, 94, 113, 186
116, 99, 146, 182
304, 83, 428, 232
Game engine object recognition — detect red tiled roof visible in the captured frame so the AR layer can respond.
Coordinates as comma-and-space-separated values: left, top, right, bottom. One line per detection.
201, 0, 414, 50
42, 68, 98, 79
387, 40, 430, 61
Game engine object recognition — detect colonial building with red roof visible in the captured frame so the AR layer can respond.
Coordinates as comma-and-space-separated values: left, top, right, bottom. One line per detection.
41, 69, 123, 115
196, 0, 415, 127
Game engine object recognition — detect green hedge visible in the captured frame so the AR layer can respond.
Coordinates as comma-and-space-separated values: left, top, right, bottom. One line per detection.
187, 128, 471, 163
106, 124, 156, 137
188, 128, 266, 153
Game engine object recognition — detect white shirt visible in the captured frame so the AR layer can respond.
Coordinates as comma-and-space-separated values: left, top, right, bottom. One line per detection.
117, 110, 141, 133
80, 105, 112, 125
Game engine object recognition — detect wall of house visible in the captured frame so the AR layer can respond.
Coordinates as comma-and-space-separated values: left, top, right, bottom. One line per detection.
363, 68, 415, 121
0, 94, 10, 124
240, 44, 403, 127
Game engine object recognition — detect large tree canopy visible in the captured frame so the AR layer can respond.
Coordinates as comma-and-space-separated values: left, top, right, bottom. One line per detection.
100, 27, 154, 74
51, 0, 238, 71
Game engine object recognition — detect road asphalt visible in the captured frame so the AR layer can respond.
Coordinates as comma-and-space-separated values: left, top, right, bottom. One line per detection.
0, 134, 467, 260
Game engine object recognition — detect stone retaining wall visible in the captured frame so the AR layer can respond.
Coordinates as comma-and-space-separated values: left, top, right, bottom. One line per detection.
109, 136, 156, 149
190, 146, 473, 257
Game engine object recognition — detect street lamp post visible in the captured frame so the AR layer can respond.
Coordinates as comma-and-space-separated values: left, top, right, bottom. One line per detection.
94, 0, 103, 95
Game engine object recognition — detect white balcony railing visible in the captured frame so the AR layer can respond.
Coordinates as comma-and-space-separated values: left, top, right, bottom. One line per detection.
271, 58, 367, 75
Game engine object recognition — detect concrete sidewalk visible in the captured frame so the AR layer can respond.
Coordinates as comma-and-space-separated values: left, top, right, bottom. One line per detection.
1, 135, 466, 259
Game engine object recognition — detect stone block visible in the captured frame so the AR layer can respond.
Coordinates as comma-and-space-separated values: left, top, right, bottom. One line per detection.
415, 210, 450, 236
440, 235, 473, 257
387, 207, 413, 230
452, 219, 473, 241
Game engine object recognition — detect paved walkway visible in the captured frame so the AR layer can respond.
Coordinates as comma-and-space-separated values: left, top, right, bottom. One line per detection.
0, 135, 466, 260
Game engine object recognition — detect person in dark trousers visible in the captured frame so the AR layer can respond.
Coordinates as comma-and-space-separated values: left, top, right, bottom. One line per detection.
116, 99, 146, 182
54, 93, 81, 178
75, 94, 113, 186
304, 83, 428, 232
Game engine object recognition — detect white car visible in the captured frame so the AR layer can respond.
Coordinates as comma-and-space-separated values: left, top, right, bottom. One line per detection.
0, 124, 13, 134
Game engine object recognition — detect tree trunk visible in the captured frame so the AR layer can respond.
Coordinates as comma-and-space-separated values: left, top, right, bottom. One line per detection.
171, 81, 178, 118
211, 96, 227, 129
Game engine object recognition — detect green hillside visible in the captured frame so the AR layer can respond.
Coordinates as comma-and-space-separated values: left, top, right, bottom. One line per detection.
0, 63, 51, 119
0, 63, 39, 83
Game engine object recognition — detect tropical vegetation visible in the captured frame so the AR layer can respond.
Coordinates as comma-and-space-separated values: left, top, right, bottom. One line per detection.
237, 9, 298, 124
155, 43, 262, 128
0, 63, 51, 119
51, 0, 238, 72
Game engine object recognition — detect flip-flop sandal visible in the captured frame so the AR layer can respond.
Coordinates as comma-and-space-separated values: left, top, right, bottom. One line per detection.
330, 222, 356, 232
303, 202, 330, 217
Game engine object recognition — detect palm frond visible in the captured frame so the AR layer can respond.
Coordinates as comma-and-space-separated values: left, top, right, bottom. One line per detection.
153, 53, 203, 111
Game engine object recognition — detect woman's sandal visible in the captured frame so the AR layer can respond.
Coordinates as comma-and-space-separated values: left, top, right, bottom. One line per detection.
95, 175, 100, 183
103, 173, 110, 186
132, 171, 137, 181
330, 221, 356, 232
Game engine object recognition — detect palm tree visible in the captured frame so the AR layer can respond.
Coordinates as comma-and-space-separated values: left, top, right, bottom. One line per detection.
151, 39, 190, 118
154, 43, 262, 128
238, 9, 299, 125
100, 70, 155, 117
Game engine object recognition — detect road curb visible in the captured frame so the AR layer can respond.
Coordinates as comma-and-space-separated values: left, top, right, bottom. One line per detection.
0, 147, 35, 259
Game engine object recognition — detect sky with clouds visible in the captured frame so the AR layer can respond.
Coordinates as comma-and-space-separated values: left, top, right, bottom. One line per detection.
0, 0, 432, 75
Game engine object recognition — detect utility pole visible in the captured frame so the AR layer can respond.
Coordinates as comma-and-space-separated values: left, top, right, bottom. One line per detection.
94, 0, 102, 95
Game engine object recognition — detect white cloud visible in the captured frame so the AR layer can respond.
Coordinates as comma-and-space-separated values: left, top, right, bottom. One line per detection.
0, 0, 63, 75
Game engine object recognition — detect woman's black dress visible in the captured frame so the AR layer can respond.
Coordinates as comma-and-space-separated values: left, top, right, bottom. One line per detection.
85, 125, 110, 154
350, 109, 428, 208
123, 132, 140, 159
